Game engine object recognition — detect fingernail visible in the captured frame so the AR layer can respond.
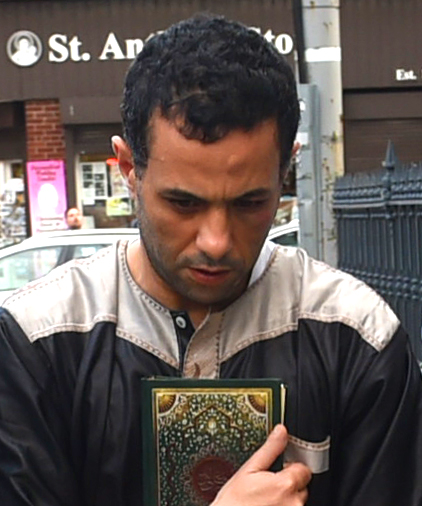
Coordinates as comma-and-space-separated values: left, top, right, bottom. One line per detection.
272, 424, 283, 436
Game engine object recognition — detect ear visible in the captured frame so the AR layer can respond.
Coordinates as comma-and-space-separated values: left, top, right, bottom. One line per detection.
279, 141, 301, 188
111, 136, 137, 198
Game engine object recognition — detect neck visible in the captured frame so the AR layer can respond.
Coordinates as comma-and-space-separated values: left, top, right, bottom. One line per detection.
126, 240, 210, 327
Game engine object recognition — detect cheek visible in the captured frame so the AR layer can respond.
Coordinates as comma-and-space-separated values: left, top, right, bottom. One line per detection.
233, 206, 278, 256
242, 204, 279, 233
257, 207, 278, 227
234, 214, 274, 251
144, 205, 197, 252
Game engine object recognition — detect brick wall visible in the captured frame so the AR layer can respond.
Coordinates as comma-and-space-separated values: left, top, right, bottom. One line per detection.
25, 99, 66, 161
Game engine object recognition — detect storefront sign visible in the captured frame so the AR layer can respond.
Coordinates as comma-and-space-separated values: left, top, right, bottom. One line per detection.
1, 0, 296, 101
7, 27, 294, 67
27, 160, 67, 234
6, 30, 43, 67
395, 68, 418, 82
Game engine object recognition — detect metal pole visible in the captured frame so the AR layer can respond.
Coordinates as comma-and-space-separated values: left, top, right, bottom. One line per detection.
302, 0, 344, 266
292, 0, 308, 84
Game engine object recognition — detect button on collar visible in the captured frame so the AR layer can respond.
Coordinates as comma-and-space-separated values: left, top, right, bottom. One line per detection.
175, 315, 187, 329
171, 311, 195, 371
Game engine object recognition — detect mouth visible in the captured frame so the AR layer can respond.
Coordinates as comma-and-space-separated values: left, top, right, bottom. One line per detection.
188, 267, 232, 285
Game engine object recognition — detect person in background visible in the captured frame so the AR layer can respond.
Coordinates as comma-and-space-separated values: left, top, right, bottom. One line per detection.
0, 13, 422, 506
65, 206, 83, 230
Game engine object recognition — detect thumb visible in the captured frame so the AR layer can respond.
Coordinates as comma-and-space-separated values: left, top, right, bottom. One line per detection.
241, 424, 288, 473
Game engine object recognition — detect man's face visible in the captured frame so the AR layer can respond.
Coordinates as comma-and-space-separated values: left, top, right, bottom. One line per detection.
66, 208, 83, 230
133, 116, 282, 313
17, 37, 30, 51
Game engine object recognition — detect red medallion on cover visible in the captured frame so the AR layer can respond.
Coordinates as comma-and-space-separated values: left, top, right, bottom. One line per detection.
191, 456, 235, 502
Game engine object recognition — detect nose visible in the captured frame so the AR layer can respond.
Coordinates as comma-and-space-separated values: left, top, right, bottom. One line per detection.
196, 208, 233, 261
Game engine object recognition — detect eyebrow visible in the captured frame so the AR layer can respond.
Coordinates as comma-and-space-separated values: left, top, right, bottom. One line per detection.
159, 187, 272, 203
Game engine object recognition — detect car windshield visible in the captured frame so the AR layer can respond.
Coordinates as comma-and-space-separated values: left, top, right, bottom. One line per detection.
271, 230, 298, 246
0, 246, 62, 292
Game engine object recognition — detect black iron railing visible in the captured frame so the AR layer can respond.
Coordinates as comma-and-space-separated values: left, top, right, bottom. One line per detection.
333, 142, 422, 361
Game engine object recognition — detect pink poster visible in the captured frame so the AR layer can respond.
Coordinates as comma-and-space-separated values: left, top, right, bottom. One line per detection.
26, 160, 68, 235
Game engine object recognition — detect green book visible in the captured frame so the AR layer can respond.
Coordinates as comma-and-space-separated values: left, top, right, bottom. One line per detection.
141, 377, 286, 506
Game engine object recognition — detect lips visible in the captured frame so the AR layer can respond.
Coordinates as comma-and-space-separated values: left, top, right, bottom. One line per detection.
188, 267, 231, 285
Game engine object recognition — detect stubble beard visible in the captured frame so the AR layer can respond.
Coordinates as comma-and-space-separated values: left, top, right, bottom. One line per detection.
135, 200, 249, 310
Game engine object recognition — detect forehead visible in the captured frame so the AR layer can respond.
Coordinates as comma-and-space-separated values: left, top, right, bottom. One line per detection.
146, 115, 281, 193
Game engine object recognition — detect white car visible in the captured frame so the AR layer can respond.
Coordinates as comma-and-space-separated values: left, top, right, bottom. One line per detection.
0, 228, 139, 304
0, 220, 299, 305
268, 219, 299, 247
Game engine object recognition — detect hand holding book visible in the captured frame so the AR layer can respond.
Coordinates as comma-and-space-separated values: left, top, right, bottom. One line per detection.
211, 424, 312, 506
141, 377, 291, 505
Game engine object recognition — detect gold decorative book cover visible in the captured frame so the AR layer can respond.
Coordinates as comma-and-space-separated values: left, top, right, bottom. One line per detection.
141, 377, 286, 506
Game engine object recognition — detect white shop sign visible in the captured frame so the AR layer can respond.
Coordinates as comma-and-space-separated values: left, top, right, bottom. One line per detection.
6, 28, 294, 68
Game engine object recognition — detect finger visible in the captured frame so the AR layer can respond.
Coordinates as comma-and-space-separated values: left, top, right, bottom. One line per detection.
279, 462, 312, 491
298, 487, 309, 504
241, 424, 288, 473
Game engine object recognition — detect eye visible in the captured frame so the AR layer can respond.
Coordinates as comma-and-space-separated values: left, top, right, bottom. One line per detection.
234, 198, 268, 210
167, 197, 203, 213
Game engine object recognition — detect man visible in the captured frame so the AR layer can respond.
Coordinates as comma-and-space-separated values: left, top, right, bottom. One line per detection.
65, 206, 83, 229
10, 33, 39, 67
0, 14, 421, 506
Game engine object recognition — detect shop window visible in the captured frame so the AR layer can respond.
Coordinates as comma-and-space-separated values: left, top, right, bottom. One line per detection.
0, 160, 27, 246
77, 155, 135, 229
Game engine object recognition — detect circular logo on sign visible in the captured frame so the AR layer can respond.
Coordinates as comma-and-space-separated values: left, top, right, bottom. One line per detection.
7, 30, 42, 67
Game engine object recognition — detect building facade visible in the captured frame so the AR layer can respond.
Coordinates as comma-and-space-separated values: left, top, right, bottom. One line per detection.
1, 0, 421, 240
0, 0, 295, 239
341, 0, 422, 173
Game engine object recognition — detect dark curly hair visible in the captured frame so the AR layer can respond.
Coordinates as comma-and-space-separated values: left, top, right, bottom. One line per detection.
121, 13, 299, 177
